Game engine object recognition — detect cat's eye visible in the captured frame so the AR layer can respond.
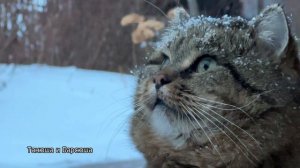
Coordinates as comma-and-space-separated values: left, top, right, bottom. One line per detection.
197, 57, 216, 72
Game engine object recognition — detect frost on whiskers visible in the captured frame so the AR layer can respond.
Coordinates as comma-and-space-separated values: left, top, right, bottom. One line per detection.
154, 10, 251, 50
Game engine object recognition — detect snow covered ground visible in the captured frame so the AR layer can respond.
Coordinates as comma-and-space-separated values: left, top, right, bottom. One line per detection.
0, 64, 144, 168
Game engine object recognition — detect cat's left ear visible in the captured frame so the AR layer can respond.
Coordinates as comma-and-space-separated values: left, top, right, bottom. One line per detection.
254, 4, 289, 61
169, 7, 190, 24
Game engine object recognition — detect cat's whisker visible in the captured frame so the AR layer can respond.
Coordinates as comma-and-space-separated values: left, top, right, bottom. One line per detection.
197, 103, 244, 111
103, 96, 145, 159
183, 104, 227, 163
134, 94, 152, 107
99, 94, 137, 127
143, 0, 168, 18
104, 114, 130, 159
98, 103, 136, 137
183, 102, 222, 147
178, 109, 187, 134
181, 90, 247, 109
182, 93, 254, 120
238, 89, 275, 109
180, 102, 225, 164
181, 94, 255, 140
134, 99, 150, 119
182, 107, 198, 136
183, 88, 274, 111
180, 105, 204, 146
182, 92, 244, 109
199, 103, 254, 121
200, 89, 275, 112
199, 103, 262, 152
134, 96, 155, 128
182, 108, 209, 153
180, 99, 258, 163
189, 104, 258, 164
188, 108, 254, 165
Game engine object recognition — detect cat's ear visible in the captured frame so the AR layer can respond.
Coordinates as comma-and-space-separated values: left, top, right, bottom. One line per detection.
254, 4, 289, 60
170, 7, 190, 24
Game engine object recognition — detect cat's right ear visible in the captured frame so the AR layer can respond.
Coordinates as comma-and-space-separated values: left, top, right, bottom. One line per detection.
253, 4, 289, 62
170, 7, 190, 24
254, 4, 300, 75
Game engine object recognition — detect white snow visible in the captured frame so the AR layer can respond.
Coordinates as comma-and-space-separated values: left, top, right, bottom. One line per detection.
0, 64, 143, 168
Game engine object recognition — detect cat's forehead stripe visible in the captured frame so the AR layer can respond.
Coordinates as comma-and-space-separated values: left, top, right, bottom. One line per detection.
155, 15, 251, 50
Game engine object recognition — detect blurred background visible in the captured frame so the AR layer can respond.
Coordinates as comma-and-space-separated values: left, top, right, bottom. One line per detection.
0, 0, 299, 73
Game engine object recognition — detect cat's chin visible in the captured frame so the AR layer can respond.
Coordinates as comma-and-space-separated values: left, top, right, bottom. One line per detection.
153, 99, 164, 108
152, 99, 184, 122
153, 99, 171, 111
152, 99, 177, 119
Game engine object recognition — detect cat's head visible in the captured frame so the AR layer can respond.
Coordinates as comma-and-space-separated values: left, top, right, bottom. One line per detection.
134, 4, 299, 146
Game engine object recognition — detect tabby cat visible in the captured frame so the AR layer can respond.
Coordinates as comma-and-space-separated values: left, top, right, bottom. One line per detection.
131, 4, 300, 168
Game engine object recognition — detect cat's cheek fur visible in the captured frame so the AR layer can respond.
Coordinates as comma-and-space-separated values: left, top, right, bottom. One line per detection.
137, 78, 157, 110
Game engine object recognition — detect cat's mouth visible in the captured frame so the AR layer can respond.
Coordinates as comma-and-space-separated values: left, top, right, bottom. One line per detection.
153, 98, 175, 113
153, 99, 165, 109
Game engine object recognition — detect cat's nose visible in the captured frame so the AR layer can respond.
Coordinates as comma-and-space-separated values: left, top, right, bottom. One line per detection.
153, 74, 171, 89
152, 68, 178, 90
